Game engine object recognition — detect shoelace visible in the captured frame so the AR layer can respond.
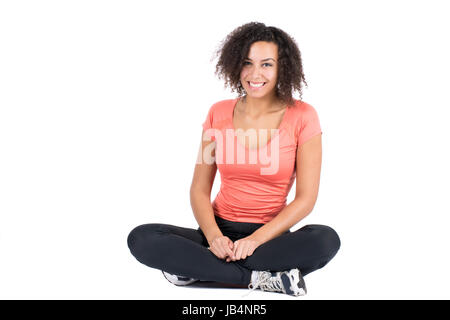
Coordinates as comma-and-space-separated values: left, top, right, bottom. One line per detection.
242, 272, 283, 297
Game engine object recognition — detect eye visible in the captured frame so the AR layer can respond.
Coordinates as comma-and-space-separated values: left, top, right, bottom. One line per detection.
243, 61, 272, 67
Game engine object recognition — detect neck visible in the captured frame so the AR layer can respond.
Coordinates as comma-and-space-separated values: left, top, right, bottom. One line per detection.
241, 94, 282, 116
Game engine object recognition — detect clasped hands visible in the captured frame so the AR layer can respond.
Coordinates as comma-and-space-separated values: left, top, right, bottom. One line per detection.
208, 235, 261, 262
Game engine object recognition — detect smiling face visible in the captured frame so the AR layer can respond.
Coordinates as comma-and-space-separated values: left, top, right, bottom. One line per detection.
240, 41, 279, 99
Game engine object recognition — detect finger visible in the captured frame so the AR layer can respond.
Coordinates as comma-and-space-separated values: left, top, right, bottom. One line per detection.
217, 241, 230, 260
232, 241, 239, 260
212, 245, 225, 259
244, 242, 253, 259
226, 247, 234, 260
223, 240, 234, 259
235, 242, 245, 260
245, 244, 255, 258
240, 243, 250, 260
227, 245, 235, 259
217, 246, 228, 259
228, 239, 234, 250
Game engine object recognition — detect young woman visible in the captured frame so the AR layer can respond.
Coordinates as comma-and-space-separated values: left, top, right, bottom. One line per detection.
127, 22, 341, 297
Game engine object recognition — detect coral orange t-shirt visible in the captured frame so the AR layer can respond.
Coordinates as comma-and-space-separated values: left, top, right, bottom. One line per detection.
201, 97, 322, 224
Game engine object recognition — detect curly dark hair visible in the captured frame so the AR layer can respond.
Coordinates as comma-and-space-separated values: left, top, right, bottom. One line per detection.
211, 22, 308, 107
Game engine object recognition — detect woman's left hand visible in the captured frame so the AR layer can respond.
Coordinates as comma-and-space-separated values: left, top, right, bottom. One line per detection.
226, 236, 261, 262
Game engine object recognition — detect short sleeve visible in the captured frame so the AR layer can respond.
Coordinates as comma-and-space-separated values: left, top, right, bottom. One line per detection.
297, 104, 322, 147
201, 105, 216, 141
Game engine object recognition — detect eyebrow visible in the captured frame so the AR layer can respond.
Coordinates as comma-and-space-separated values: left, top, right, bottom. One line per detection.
244, 58, 276, 62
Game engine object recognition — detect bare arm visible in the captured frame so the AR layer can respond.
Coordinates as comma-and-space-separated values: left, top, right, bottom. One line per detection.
190, 130, 221, 243
190, 130, 235, 260
251, 133, 322, 245
231, 133, 322, 261
190, 132, 234, 255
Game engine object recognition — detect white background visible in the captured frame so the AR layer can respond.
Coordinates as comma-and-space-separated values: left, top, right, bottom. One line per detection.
1, 0, 449, 300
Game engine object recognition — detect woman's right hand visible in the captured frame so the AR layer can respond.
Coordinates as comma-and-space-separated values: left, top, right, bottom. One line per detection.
208, 235, 235, 261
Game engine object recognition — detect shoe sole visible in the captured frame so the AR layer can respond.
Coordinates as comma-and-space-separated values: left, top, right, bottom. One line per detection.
162, 271, 198, 286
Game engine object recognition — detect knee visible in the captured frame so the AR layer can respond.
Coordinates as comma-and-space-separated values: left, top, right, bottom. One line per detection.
308, 224, 341, 258
127, 223, 166, 255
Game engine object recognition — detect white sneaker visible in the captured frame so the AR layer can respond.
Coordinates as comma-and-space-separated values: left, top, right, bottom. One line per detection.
246, 268, 307, 297
162, 271, 198, 286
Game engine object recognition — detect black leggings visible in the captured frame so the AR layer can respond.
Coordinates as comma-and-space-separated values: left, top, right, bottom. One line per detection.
127, 215, 341, 286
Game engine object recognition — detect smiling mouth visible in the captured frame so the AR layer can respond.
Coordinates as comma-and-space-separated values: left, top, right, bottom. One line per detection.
248, 81, 266, 88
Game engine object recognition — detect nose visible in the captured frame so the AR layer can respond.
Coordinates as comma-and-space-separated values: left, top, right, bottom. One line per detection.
249, 66, 264, 81
251, 64, 263, 74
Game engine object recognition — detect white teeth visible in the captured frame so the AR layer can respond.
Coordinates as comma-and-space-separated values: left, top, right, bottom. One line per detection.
250, 82, 264, 87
